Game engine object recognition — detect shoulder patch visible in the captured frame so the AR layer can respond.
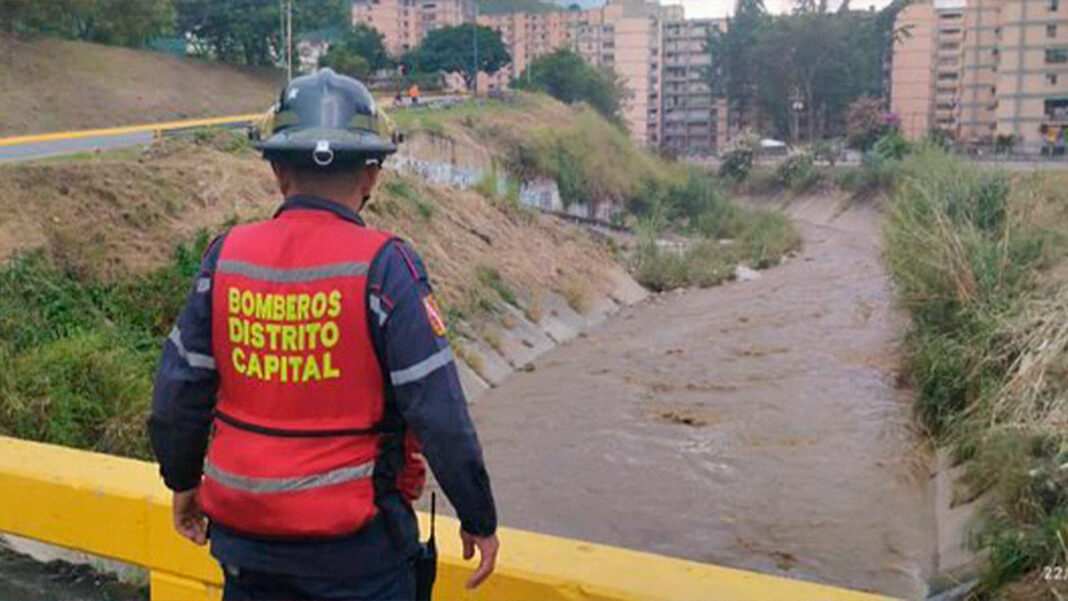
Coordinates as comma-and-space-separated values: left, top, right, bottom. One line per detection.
423, 294, 448, 337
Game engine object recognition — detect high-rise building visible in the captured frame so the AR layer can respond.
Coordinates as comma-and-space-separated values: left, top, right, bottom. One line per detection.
353, 0, 725, 152
996, 0, 1068, 150
660, 15, 727, 153
351, 0, 474, 55
891, 0, 1068, 152
891, 1, 937, 138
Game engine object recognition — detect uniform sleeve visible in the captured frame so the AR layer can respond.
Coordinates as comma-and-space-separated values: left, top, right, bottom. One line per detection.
368, 240, 498, 537
148, 236, 225, 493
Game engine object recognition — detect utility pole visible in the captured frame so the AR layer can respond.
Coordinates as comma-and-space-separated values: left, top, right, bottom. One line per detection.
472, 3, 478, 94
286, 0, 293, 82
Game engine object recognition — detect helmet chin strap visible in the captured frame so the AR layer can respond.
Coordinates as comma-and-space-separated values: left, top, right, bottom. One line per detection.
358, 194, 371, 213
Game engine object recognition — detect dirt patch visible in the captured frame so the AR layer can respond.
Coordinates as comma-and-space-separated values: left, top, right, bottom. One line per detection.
647, 403, 726, 428
0, 142, 275, 280
0, 34, 281, 136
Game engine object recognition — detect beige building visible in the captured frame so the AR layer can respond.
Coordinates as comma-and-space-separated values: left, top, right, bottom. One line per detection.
891, 1, 937, 138
351, 0, 473, 55
892, 0, 1068, 152
996, 0, 1068, 151
485, 0, 673, 146
660, 15, 728, 153
354, 0, 724, 151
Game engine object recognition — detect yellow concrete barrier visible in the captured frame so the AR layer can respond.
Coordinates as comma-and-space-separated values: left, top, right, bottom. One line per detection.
0, 436, 896, 601
0, 114, 263, 147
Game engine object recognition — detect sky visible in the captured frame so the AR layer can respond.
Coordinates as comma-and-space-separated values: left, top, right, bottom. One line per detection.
659, 0, 894, 18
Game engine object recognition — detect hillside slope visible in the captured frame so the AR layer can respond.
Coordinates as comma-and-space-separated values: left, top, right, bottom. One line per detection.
0, 129, 633, 457
0, 34, 282, 135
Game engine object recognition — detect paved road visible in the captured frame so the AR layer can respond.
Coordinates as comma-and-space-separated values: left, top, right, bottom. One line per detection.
0, 132, 153, 162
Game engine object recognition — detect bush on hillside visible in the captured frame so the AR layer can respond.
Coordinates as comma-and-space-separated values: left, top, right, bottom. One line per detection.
511, 48, 627, 125
774, 151, 821, 193
846, 97, 886, 151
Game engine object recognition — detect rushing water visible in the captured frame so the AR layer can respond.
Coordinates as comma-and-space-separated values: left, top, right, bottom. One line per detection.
458, 196, 935, 599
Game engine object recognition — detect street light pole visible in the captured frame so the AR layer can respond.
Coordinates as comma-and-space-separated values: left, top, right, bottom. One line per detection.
286, 0, 293, 82
472, 4, 479, 94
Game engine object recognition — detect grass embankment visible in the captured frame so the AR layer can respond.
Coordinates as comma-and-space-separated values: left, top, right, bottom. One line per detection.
0, 131, 618, 458
883, 147, 1068, 598
0, 33, 280, 135
394, 93, 800, 291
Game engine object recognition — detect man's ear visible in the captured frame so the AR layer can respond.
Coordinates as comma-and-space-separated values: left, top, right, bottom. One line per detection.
360, 164, 382, 198
271, 162, 290, 197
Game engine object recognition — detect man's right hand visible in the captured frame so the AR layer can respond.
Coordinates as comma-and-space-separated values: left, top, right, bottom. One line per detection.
460, 529, 499, 589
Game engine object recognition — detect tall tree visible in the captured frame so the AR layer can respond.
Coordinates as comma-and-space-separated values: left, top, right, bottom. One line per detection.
0, 0, 175, 47
318, 23, 391, 78
175, 0, 345, 67
412, 24, 510, 91
706, 0, 768, 134
511, 48, 626, 124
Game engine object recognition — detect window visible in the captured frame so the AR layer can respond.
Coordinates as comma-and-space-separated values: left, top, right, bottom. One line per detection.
1050, 24, 1059, 38
1049, 73, 1060, 85
937, 72, 959, 81
1050, 0, 1060, 11
1047, 47, 1068, 63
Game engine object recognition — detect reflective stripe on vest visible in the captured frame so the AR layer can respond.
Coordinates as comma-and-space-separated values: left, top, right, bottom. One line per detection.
200, 208, 403, 539
203, 459, 375, 493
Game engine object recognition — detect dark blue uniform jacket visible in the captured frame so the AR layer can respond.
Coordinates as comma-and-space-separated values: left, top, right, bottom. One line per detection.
148, 195, 497, 578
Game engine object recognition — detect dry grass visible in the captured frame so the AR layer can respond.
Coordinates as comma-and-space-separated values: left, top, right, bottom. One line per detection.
0, 34, 281, 135
0, 138, 276, 280
389, 93, 670, 208
884, 148, 1068, 595
0, 132, 619, 323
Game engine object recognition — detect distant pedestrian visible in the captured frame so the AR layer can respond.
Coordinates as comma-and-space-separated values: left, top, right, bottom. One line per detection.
408, 83, 421, 105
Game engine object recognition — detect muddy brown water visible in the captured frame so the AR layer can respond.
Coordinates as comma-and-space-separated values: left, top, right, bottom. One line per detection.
461, 196, 935, 599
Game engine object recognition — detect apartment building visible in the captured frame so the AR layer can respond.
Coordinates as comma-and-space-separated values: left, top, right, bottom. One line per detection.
891, 0, 1068, 152
351, 0, 474, 55
485, 0, 671, 146
996, 0, 1068, 151
891, 1, 937, 138
660, 16, 728, 154
475, 9, 586, 88
353, 0, 724, 152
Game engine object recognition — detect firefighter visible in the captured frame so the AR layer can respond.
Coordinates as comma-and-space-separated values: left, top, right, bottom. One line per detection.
149, 69, 498, 601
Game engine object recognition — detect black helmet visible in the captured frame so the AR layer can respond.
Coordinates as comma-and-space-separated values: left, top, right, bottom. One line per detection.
255, 68, 399, 168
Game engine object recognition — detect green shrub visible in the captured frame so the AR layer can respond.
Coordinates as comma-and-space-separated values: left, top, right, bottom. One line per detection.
0, 231, 215, 459
883, 147, 1068, 593
2, 331, 153, 458
872, 129, 911, 162
384, 177, 434, 220
774, 152, 821, 194
811, 139, 841, 166
718, 146, 754, 181
475, 265, 518, 307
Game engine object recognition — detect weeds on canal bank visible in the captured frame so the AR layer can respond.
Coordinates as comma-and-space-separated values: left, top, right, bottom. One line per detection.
628, 170, 800, 292
0, 231, 212, 458
883, 147, 1068, 596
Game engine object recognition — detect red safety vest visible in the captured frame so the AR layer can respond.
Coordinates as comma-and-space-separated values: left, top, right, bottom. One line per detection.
201, 207, 425, 538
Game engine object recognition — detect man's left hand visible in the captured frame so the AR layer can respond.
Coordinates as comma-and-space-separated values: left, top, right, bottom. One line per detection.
172, 488, 208, 545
